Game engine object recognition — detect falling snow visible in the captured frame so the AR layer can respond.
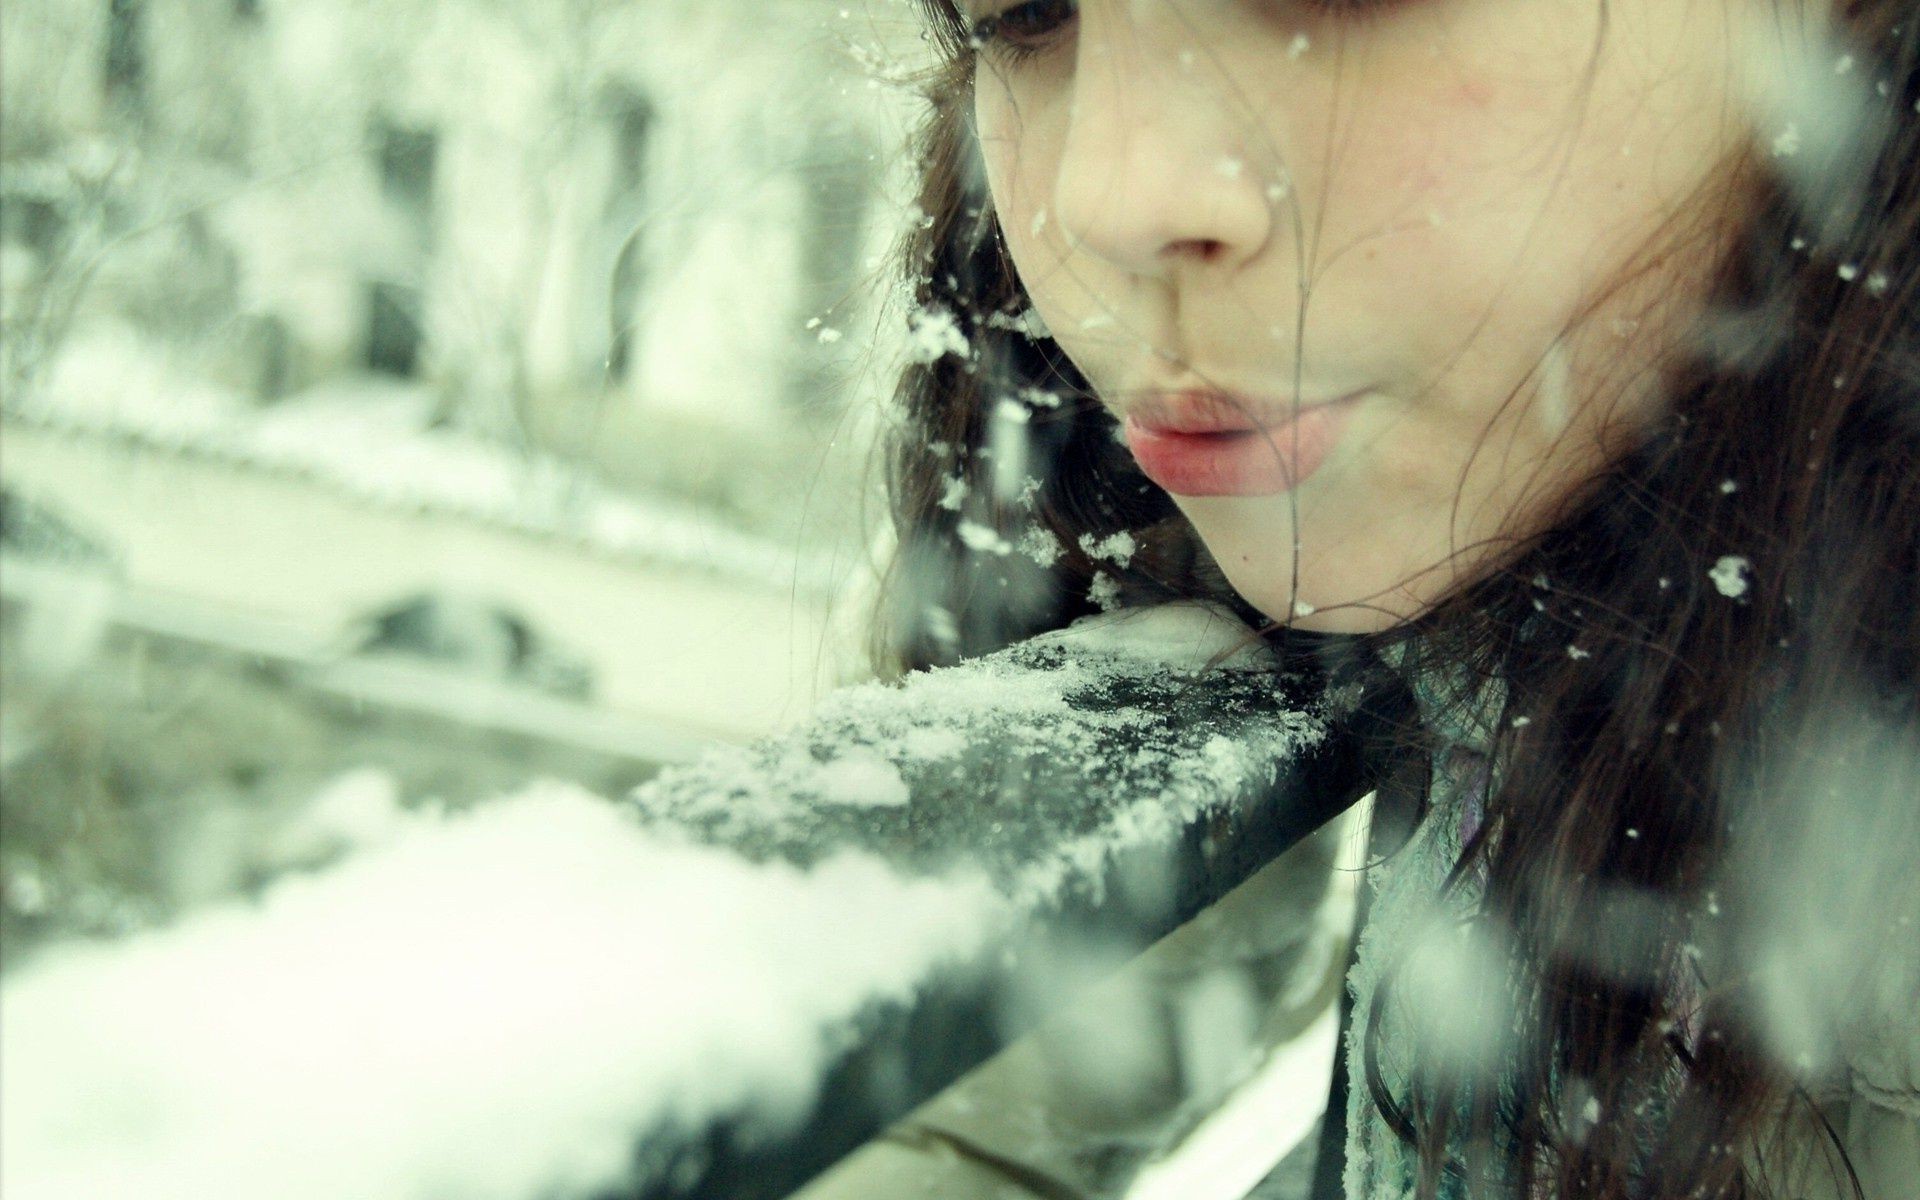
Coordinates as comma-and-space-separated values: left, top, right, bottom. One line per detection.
1710, 555, 1752, 598
1078, 530, 1138, 569
907, 305, 971, 364
957, 520, 1013, 556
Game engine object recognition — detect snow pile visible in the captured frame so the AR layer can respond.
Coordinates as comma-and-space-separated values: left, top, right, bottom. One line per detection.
0, 603, 1331, 1200
0, 784, 1008, 1200
636, 602, 1328, 908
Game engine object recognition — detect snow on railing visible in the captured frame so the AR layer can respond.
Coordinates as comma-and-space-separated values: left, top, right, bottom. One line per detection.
0, 603, 1372, 1200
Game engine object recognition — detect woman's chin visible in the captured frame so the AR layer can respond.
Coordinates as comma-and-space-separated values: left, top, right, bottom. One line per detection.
1215, 558, 1429, 636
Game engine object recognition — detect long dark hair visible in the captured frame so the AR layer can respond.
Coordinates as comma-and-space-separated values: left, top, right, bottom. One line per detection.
875, 4, 1920, 1198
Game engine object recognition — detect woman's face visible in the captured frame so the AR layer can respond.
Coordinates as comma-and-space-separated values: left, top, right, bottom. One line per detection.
967, 0, 1769, 631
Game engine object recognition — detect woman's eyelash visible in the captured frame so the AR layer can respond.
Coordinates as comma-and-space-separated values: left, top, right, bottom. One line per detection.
967, 0, 1078, 64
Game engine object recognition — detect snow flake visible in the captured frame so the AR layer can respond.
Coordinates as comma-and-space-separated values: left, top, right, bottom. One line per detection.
938, 474, 967, 512
1019, 386, 1063, 409
1838, 262, 1860, 282
907, 306, 971, 364
1216, 157, 1245, 180
1790, 236, 1807, 251
993, 397, 1032, 427
1088, 572, 1122, 611
987, 308, 1050, 339
957, 521, 1012, 556
1567, 645, 1591, 660
1770, 123, 1802, 157
1292, 600, 1316, 619
1625, 828, 1640, 839
1709, 555, 1751, 599
1834, 54, 1855, 74
1017, 525, 1062, 567
1511, 715, 1532, 729
1865, 271, 1890, 297
1718, 478, 1738, 494
1031, 206, 1048, 237
816, 327, 843, 344
1287, 32, 1310, 58
1078, 530, 1137, 568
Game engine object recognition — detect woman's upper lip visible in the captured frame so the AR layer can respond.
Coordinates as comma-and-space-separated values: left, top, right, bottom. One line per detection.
1126, 388, 1364, 436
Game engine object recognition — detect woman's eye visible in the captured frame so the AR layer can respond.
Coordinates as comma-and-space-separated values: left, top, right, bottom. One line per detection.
968, 0, 1078, 64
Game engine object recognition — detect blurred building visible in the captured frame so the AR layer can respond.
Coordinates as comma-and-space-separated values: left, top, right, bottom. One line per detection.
2, 0, 901, 439
0, 0, 919, 728
1, 0, 926, 957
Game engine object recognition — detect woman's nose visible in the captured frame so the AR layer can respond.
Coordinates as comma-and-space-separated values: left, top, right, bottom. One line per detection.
1050, 31, 1274, 279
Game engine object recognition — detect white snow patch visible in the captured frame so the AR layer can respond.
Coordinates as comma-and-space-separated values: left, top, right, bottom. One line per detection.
1018, 525, 1063, 568
938, 473, 968, 512
0, 785, 1005, 1200
898, 727, 967, 763
987, 310, 1051, 340
11, 368, 837, 592
989, 399, 1033, 500
1025, 603, 1275, 673
906, 305, 971, 364
1078, 530, 1138, 568
1710, 555, 1751, 598
957, 521, 1013, 556
811, 748, 910, 808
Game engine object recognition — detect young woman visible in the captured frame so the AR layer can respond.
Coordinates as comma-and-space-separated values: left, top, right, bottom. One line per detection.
871, 0, 1919, 1196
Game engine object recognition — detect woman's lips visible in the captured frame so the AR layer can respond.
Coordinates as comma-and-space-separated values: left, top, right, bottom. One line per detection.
1123, 391, 1363, 497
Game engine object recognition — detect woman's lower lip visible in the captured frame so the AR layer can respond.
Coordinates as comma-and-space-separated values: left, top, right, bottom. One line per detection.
1123, 399, 1358, 497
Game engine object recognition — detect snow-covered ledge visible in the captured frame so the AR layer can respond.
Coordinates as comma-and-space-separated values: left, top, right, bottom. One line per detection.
1, 604, 1370, 1200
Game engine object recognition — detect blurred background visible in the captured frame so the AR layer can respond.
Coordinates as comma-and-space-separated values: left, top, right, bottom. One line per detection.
0, 0, 922, 965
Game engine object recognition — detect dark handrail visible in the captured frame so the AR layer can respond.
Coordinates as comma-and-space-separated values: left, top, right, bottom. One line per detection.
609, 607, 1380, 1198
